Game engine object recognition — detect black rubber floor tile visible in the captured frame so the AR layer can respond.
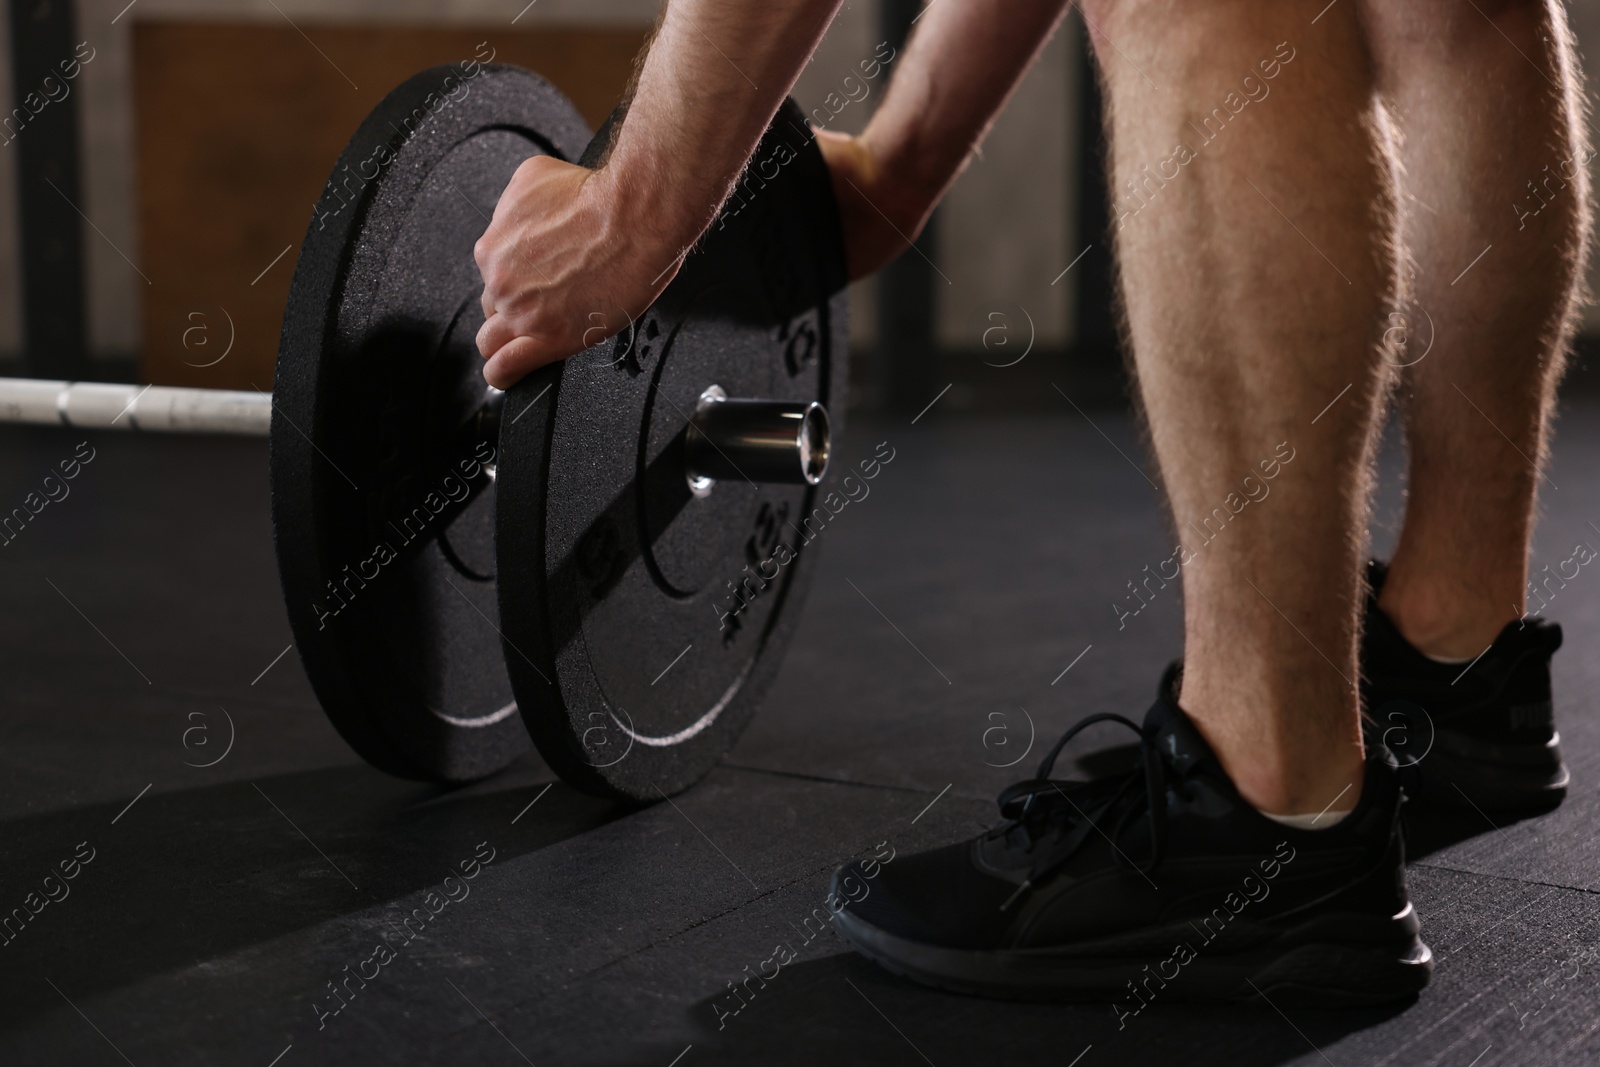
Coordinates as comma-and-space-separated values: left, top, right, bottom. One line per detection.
1316, 864, 1600, 1067
735, 417, 1184, 799
4, 405, 1600, 1064
0, 769, 965, 1065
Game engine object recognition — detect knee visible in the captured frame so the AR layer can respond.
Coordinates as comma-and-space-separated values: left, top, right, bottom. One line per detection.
1079, 0, 1301, 68
1368, 0, 1549, 48
1076, 0, 1188, 51
1075, 0, 1122, 53
1078, 0, 1142, 76
1076, 0, 1116, 22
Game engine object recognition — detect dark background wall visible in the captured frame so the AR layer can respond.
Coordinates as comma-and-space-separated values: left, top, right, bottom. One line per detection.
1, 0, 1597, 406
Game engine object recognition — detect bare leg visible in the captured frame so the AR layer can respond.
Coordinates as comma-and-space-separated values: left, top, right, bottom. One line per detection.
1363, 0, 1591, 658
1084, 0, 1394, 814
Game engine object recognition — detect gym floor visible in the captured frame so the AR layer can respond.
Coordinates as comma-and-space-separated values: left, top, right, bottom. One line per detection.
1, 399, 1597, 1066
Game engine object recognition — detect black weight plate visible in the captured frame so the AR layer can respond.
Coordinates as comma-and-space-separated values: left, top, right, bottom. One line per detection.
497, 101, 849, 799
272, 65, 591, 782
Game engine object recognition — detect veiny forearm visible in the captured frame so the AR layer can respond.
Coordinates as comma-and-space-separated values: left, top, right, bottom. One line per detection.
603, 0, 844, 254
864, 0, 1072, 213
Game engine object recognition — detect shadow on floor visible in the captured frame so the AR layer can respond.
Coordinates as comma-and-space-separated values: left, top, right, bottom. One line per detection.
1402, 800, 1559, 862
0, 763, 633, 1031
681, 949, 1411, 1067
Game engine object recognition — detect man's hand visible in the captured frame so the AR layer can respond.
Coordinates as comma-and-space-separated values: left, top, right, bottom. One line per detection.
816, 1, 1073, 281
475, 130, 927, 391
470, 0, 1068, 390
471, 0, 852, 391
474, 155, 682, 390
814, 129, 933, 282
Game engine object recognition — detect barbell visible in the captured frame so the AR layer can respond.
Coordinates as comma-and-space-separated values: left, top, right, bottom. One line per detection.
2, 64, 848, 800
0, 377, 831, 489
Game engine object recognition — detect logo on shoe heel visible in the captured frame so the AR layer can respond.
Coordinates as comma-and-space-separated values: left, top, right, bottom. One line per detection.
1508, 701, 1552, 734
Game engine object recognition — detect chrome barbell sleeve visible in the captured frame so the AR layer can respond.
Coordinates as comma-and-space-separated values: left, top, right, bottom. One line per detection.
683, 384, 831, 492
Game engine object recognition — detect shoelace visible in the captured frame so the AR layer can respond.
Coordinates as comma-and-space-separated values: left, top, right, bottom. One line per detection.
989, 712, 1175, 900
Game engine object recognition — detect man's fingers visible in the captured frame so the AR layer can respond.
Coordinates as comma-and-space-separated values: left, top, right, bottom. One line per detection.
483, 335, 552, 390
476, 313, 518, 361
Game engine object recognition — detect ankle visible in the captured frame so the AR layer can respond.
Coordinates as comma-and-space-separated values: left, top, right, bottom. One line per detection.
1226, 751, 1365, 820
1377, 572, 1518, 659
1181, 687, 1365, 816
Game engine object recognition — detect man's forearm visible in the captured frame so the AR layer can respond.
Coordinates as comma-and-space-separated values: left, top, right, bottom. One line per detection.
603, 0, 844, 255
864, 0, 1072, 213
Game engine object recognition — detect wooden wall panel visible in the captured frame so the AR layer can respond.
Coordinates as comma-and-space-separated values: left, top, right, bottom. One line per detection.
133, 22, 648, 388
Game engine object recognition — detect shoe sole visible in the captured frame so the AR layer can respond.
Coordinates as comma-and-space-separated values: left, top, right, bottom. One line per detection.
833, 903, 1433, 1006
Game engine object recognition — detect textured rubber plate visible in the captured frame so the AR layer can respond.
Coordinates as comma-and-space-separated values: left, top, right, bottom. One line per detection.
497, 100, 850, 799
271, 65, 591, 782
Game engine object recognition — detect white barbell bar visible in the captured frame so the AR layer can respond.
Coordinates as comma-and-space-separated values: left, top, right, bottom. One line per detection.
0, 379, 272, 437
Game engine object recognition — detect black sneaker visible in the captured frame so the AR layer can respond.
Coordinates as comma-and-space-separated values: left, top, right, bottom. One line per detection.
1362, 560, 1567, 812
830, 667, 1432, 1008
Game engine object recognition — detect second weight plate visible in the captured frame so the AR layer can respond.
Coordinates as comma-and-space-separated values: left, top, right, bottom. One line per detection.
496, 100, 850, 799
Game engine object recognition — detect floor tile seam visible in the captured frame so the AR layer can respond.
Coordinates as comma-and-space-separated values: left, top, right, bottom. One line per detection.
1413, 859, 1600, 899
719, 762, 989, 805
